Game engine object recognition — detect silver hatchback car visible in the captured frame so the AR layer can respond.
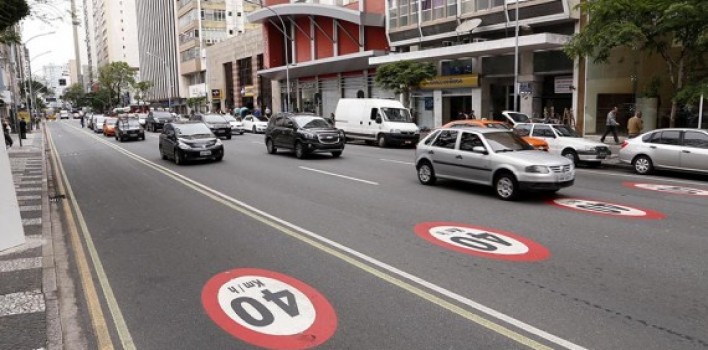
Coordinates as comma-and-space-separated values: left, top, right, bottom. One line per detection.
618, 128, 708, 175
415, 128, 575, 200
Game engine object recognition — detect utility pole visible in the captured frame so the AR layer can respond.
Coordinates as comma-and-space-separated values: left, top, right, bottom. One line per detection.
70, 0, 83, 90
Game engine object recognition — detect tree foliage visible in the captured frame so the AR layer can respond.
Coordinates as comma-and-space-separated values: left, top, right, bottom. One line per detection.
375, 61, 436, 108
0, 0, 30, 32
98, 61, 137, 109
62, 83, 85, 108
565, 0, 708, 126
132, 80, 153, 106
187, 96, 206, 111
20, 79, 52, 99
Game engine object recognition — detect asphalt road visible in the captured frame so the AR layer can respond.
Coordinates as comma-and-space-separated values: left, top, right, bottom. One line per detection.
48, 120, 707, 350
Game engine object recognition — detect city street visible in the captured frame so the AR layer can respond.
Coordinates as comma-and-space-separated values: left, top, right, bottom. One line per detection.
47, 120, 707, 350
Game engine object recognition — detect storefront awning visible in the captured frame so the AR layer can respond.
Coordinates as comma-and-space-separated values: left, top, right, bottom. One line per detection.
258, 50, 386, 80
247, 4, 385, 27
369, 33, 571, 65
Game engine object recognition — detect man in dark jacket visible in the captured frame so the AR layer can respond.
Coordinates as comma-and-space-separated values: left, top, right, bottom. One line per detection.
19, 119, 27, 139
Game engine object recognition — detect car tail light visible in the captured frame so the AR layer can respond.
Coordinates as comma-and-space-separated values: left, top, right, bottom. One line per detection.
620, 140, 628, 149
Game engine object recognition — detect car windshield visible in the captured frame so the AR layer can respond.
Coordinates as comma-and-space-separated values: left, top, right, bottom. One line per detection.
507, 112, 530, 123
223, 115, 237, 122
294, 116, 331, 129
175, 123, 213, 138
484, 132, 534, 152
485, 123, 511, 130
204, 114, 227, 123
552, 125, 581, 137
105, 118, 117, 125
119, 119, 141, 128
380, 107, 412, 123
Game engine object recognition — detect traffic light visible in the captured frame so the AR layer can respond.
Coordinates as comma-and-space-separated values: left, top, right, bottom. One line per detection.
59, 79, 67, 86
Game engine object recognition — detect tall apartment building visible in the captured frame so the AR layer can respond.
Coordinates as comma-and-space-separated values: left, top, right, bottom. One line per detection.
42, 63, 71, 102
92, 0, 140, 70
135, 0, 182, 109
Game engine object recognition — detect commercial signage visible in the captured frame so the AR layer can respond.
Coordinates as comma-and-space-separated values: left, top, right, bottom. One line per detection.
554, 76, 573, 94
211, 89, 221, 99
420, 74, 479, 90
188, 83, 207, 98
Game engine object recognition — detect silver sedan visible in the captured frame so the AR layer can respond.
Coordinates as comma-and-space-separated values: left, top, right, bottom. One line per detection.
618, 128, 708, 175
415, 128, 575, 200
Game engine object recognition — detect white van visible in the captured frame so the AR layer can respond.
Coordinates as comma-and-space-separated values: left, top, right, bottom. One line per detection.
334, 98, 420, 147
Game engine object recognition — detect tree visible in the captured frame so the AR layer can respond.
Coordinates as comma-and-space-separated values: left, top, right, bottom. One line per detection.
0, 0, 30, 32
132, 80, 153, 107
565, 0, 708, 127
62, 83, 85, 109
98, 61, 137, 109
20, 79, 52, 99
83, 90, 111, 113
187, 96, 207, 113
374, 61, 436, 109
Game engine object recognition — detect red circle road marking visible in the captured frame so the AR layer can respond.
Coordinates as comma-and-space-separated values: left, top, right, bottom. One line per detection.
202, 268, 337, 349
414, 222, 550, 262
623, 182, 708, 196
548, 198, 666, 220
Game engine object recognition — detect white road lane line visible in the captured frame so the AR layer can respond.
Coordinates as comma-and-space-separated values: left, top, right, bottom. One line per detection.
380, 158, 414, 165
576, 169, 708, 187
0, 290, 46, 316
299, 166, 379, 185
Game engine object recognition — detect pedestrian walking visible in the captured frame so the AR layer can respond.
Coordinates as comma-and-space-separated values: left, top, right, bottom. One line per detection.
627, 111, 643, 138
600, 106, 620, 144
3, 121, 12, 148
80, 114, 85, 128
19, 119, 27, 139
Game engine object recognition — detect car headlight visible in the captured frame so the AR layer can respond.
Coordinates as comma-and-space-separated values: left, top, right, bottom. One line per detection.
178, 140, 191, 149
303, 132, 316, 140
525, 165, 550, 174
214, 139, 222, 146
390, 129, 401, 134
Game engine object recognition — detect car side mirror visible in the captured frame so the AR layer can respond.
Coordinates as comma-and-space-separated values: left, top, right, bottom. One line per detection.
375, 116, 382, 124
472, 146, 487, 154
285, 121, 294, 128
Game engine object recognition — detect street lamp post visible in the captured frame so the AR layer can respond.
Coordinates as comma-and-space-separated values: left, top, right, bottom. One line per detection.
513, 0, 519, 112
27, 51, 52, 129
146, 52, 172, 113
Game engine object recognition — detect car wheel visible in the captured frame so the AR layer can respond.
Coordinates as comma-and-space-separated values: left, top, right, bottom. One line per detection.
561, 149, 579, 165
239, 131, 244, 135
214, 154, 223, 162
252, 126, 257, 134
295, 142, 306, 159
331, 151, 342, 158
266, 139, 277, 154
633, 155, 653, 175
417, 161, 436, 185
495, 172, 519, 201
174, 150, 183, 165
377, 134, 387, 148
226, 134, 232, 140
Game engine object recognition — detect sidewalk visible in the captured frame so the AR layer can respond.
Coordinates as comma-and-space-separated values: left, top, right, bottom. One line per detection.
583, 134, 629, 168
1, 128, 61, 350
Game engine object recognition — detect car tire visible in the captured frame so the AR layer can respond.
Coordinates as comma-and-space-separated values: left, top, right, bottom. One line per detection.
495, 172, 519, 201
252, 126, 257, 134
331, 151, 342, 158
227, 134, 232, 140
295, 142, 306, 159
266, 139, 277, 154
561, 149, 579, 165
377, 134, 387, 148
239, 131, 244, 135
174, 150, 183, 165
417, 161, 436, 185
633, 155, 653, 175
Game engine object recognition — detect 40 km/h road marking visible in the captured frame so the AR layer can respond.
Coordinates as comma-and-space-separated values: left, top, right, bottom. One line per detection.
415, 222, 551, 262
623, 182, 708, 196
202, 268, 337, 349
549, 198, 666, 220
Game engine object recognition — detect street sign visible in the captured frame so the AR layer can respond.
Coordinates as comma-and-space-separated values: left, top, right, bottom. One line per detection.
549, 198, 666, 220
623, 182, 708, 196
414, 222, 550, 262
202, 268, 337, 349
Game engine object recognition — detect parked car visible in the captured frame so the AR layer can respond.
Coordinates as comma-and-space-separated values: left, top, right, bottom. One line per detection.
618, 128, 708, 175
136, 113, 148, 126
92, 115, 106, 133
102, 117, 118, 136
242, 115, 269, 134
334, 98, 420, 147
190, 114, 232, 139
265, 113, 345, 158
492, 111, 532, 126
159, 122, 224, 165
224, 114, 245, 135
415, 128, 575, 200
442, 119, 549, 151
514, 123, 610, 166
115, 117, 145, 142
145, 111, 174, 132
59, 110, 70, 120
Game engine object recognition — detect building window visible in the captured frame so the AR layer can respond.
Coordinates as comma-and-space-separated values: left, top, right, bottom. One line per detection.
238, 57, 252, 86
202, 9, 226, 21
180, 47, 200, 62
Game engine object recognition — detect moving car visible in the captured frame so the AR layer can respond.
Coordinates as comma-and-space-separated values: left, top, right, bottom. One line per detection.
145, 111, 174, 132
159, 122, 224, 165
334, 98, 420, 147
618, 128, 708, 175
415, 128, 575, 200
265, 113, 345, 159
102, 117, 118, 136
59, 110, 70, 120
514, 123, 610, 166
115, 117, 145, 142
190, 114, 232, 139
242, 115, 269, 134
224, 115, 244, 135
442, 119, 549, 151
92, 115, 106, 133
136, 113, 148, 126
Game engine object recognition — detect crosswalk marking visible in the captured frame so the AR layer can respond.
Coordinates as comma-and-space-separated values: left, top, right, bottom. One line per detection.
0, 290, 46, 317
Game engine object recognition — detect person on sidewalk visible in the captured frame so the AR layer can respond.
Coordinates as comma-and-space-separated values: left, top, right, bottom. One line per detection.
80, 114, 85, 128
627, 111, 644, 138
600, 106, 620, 144
3, 121, 12, 148
19, 119, 27, 139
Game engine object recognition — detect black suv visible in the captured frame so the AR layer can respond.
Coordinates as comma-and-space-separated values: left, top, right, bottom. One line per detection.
146, 111, 174, 132
115, 117, 145, 142
190, 114, 232, 139
159, 122, 224, 165
265, 113, 344, 158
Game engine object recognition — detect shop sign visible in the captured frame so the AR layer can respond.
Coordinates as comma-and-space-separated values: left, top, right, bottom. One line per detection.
554, 76, 573, 94
420, 74, 479, 90
241, 85, 255, 97
189, 83, 207, 98
211, 89, 221, 99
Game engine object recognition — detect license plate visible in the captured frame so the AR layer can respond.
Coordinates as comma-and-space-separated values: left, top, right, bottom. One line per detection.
557, 173, 573, 182
597, 154, 607, 159
404, 141, 412, 144
200, 150, 212, 156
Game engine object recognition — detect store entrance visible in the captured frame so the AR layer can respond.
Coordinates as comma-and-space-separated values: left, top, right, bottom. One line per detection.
490, 83, 515, 118
443, 95, 472, 125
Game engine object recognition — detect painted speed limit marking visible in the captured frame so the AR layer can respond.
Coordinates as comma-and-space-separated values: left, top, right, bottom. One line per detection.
550, 198, 666, 220
414, 222, 550, 261
202, 268, 337, 349
624, 182, 708, 196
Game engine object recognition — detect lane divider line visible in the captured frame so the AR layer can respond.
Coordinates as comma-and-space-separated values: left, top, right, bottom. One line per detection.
47, 126, 135, 350
63, 123, 585, 350
379, 158, 415, 166
299, 166, 380, 186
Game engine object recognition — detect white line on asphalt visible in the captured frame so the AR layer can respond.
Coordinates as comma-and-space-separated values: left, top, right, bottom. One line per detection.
17, 195, 41, 201
22, 218, 41, 226
0, 289, 45, 317
63, 122, 586, 350
380, 158, 414, 165
0, 257, 42, 273
299, 166, 380, 185
576, 169, 708, 187
20, 205, 42, 212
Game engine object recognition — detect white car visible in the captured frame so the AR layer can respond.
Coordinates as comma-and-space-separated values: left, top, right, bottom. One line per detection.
618, 128, 708, 175
224, 115, 244, 135
59, 111, 70, 119
515, 123, 611, 166
136, 113, 148, 126
242, 115, 268, 133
